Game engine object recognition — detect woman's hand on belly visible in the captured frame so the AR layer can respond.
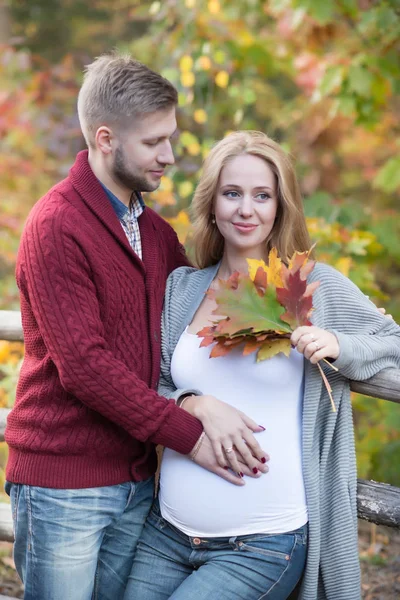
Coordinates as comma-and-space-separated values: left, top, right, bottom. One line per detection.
182, 395, 269, 477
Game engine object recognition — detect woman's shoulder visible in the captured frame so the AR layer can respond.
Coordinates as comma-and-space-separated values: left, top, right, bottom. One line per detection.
310, 261, 366, 298
165, 263, 219, 308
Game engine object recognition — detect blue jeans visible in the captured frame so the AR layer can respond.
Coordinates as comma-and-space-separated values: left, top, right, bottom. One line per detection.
125, 500, 307, 600
5, 477, 154, 600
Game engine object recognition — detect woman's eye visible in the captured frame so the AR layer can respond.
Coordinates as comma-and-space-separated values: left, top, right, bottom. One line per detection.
145, 141, 158, 146
256, 193, 270, 201
224, 191, 240, 198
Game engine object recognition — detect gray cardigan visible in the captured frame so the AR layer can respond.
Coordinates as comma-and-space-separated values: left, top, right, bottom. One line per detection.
158, 261, 400, 600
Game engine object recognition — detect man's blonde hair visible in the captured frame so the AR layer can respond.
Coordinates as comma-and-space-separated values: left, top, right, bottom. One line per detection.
77, 51, 178, 148
191, 131, 313, 268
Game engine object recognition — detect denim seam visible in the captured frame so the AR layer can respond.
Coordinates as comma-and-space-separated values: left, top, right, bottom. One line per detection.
257, 536, 297, 599
124, 481, 137, 511
11, 485, 21, 540
25, 485, 38, 599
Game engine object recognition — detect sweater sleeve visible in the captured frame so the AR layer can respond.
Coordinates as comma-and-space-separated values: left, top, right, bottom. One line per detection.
18, 200, 203, 454
313, 264, 400, 381
158, 267, 203, 401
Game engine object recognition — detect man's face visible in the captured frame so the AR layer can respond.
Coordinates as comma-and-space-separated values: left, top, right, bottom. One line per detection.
111, 106, 177, 193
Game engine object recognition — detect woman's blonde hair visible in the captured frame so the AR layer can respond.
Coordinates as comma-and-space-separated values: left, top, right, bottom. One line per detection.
191, 131, 313, 268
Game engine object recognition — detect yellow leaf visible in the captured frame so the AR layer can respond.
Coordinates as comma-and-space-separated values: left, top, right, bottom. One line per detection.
181, 72, 195, 87
187, 142, 201, 156
178, 181, 194, 198
150, 190, 176, 206
208, 0, 220, 14
180, 131, 199, 147
193, 109, 207, 124
247, 248, 284, 287
0, 341, 11, 363
197, 56, 211, 70
167, 210, 191, 244
238, 31, 254, 48
256, 338, 291, 362
180, 55, 194, 73
149, 1, 161, 15
266, 247, 284, 287
215, 70, 229, 88
247, 258, 268, 281
214, 50, 226, 64
185, 0, 196, 7
335, 257, 352, 277
161, 176, 173, 192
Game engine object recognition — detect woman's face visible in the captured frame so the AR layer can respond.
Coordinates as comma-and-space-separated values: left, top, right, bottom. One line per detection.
214, 154, 278, 259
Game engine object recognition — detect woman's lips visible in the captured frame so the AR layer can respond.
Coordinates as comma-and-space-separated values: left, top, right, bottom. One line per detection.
232, 222, 258, 233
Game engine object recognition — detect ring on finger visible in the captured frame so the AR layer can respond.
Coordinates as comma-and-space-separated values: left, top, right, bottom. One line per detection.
314, 341, 320, 351
224, 446, 234, 454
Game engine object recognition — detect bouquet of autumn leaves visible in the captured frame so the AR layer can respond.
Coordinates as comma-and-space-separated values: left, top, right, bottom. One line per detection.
198, 247, 338, 412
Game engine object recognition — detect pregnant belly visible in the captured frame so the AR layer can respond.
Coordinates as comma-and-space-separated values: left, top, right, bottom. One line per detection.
158, 448, 307, 538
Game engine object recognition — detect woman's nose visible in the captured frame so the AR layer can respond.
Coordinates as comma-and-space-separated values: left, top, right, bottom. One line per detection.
238, 196, 254, 217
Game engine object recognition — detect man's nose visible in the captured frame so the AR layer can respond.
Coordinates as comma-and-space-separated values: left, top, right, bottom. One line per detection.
158, 140, 175, 166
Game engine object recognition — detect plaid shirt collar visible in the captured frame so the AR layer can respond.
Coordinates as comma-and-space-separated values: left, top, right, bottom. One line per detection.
99, 181, 145, 258
99, 182, 145, 220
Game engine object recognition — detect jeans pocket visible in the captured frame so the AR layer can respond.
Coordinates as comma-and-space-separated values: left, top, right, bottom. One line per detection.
239, 535, 296, 561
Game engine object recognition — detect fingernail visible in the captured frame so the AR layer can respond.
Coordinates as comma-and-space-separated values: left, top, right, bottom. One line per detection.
223, 466, 229, 470
261, 457, 267, 464
291, 344, 295, 349
252, 467, 258, 474
258, 425, 266, 431
238, 472, 244, 478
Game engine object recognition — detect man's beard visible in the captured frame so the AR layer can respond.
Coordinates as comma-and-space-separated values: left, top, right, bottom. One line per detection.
113, 146, 159, 192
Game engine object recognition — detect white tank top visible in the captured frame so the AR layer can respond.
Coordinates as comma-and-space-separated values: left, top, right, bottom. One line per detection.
158, 328, 308, 537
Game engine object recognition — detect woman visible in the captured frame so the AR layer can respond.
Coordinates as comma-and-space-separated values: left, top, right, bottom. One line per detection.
125, 131, 400, 600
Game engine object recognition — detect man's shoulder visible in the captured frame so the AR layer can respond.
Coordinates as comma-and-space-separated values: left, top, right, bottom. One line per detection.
27, 178, 75, 222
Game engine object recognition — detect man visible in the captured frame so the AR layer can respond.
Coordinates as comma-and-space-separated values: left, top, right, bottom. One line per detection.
4, 52, 253, 600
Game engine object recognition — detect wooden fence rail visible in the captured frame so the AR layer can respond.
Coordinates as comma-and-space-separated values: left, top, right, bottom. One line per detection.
0, 309, 399, 538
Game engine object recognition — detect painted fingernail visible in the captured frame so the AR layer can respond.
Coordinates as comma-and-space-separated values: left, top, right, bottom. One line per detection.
291, 344, 295, 349
223, 466, 229, 470
238, 472, 244, 478
252, 467, 258, 474
259, 425, 266, 431
261, 457, 267, 464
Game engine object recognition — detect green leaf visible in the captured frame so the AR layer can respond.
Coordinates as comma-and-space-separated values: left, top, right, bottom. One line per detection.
294, 0, 335, 24
213, 276, 291, 335
319, 65, 344, 96
348, 66, 373, 97
373, 156, 400, 193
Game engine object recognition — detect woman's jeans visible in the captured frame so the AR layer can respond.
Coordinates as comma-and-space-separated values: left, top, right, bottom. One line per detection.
5, 477, 154, 600
125, 500, 307, 600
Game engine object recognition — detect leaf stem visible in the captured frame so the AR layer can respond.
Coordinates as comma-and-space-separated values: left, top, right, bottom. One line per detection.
322, 358, 339, 372
317, 362, 337, 412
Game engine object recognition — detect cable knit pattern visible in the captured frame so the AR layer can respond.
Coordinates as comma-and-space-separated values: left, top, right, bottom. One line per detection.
5, 150, 203, 489
160, 261, 400, 600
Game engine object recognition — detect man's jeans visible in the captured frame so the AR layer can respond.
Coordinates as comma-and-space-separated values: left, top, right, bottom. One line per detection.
5, 477, 154, 600
125, 500, 307, 600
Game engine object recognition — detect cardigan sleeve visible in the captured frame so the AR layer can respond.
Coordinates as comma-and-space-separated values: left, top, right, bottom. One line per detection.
18, 199, 203, 454
312, 264, 400, 381
158, 267, 203, 401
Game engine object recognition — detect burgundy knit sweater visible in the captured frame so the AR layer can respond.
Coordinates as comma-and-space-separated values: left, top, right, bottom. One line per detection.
5, 150, 203, 488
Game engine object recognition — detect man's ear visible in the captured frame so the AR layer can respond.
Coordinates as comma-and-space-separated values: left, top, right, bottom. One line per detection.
95, 126, 113, 155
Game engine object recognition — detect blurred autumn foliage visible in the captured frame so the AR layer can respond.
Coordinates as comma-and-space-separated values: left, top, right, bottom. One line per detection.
0, 0, 399, 486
